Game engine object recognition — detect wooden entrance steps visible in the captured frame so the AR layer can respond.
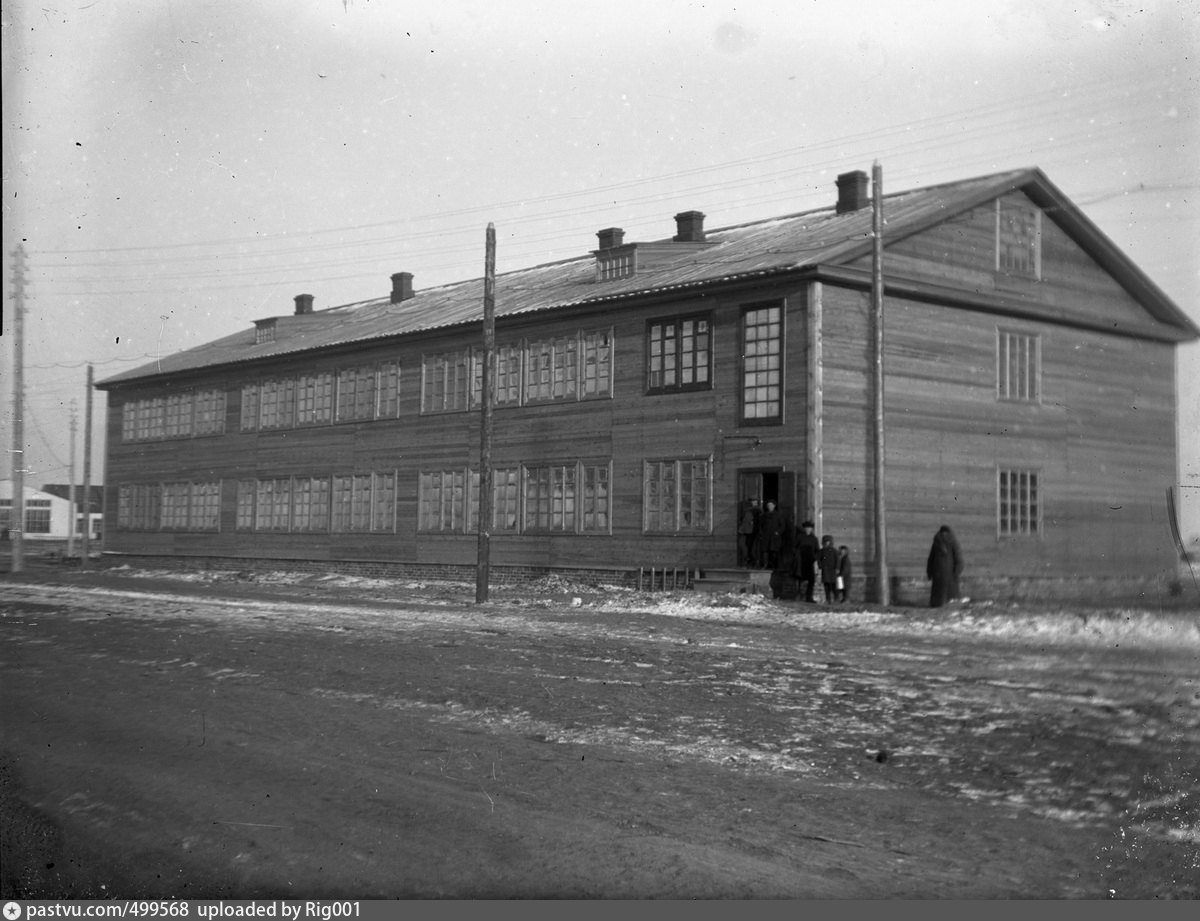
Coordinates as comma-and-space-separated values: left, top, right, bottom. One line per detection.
693, 568, 772, 595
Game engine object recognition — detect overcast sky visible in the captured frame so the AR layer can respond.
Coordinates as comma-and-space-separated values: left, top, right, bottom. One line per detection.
3, 0, 1198, 538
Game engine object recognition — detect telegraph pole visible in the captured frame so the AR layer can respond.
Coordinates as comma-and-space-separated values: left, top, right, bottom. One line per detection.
475, 223, 496, 603
81, 364, 93, 569
871, 162, 890, 605
9, 245, 27, 573
68, 401, 78, 559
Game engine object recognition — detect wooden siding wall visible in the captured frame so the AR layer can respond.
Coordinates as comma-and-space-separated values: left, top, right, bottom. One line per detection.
102, 284, 813, 571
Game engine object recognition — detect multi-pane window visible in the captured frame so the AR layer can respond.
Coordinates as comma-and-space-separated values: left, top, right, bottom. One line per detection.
648, 314, 711, 393
418, 469, 480, 533
741, 303, 783, 422
297, 373, 334, 426
161, 482, 191, 530
377, 361, 401, 418
165, 393, 194, 438
581, 464, 611, 533
596, 251, 634, 281
997, 329, 1040, 402
524, 464, 578, 532
191, 481, 221, 530
336, 367, 377, 422
643, 458, 712, 533
116, 484, 162, 530
193, 390, 226, 435
331, 472, 396, 532
256, 478, 293, 531
291, 476, 331, 531
526, 336, 579, 404
236, 480, 256, 529
997, 197, 1041, 279
422, 350, 473, 413
260, 379, 296, 430
241, 384, 261, 432
24, 499, 51, 534
998, 469, 1040, 537
581, 331, 613, 397
492, 467, 521, 531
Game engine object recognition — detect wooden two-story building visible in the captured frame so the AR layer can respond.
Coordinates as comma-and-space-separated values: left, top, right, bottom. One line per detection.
95, 167, 1197, 600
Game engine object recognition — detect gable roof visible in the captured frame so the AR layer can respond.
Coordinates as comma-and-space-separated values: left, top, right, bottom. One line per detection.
97, 167, 1198, 388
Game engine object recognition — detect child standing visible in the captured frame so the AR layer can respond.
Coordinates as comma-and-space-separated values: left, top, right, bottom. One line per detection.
835, 545, 852, 602
817, 535, 840, 604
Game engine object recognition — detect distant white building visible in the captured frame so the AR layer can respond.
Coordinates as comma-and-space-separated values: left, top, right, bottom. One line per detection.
0, 481, 103, 542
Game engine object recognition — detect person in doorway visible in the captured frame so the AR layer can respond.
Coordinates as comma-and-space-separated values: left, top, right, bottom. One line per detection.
794, 520, 821, 602
817, 534, 840, 604
835, 544, 853, 603
758, 500, 785, 570
737, 498, 761, 568
926, 524, 964, 607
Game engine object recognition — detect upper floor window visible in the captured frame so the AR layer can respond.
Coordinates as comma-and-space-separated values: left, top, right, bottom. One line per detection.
296, 373, 334, 426
647, 313, 712, 393
997, 329, 1040, 402
997, 197, 1041, 280
740, 303, 783, 424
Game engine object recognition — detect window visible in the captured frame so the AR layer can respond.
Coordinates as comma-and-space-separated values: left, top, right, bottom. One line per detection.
377, 361, 401, 419
998, 469, 1040, 537
648, 314, 711, 393
581, 463, 611, 533
419, 469, 479, 533
643, 458, 712, 533
24, 499, 51, 534
741, 303, 783, 423
260, 379, 296, 430
292, 476, 331, 531
524, 464, 578, 532
336, 367, 378, 422
997, 197, 1041, 279
332, 472, 396, 532
526, 336, 579, 403
241, 384, 261, 432
492, 467, 521, 531
161, 482, 191, 530
581, 332, 613, 398
236, 480, 256, 529
597, 251, 634, 280
194, 390, 226, 435
165, 393, 194, 438
997, 329, 1040, 402
422, 350, 473, 413
256, 478, 293, 531
117, 483, 161, 530
297, 373, 334, 426
191, 481, 221, 530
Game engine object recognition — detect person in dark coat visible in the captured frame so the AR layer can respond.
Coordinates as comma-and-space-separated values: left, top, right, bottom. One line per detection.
758, 501, 785, 570
817, 534, 840, 604
926, 525, 964, 607
771, 519, 799, 600
737, 498, 760, 568
794, 520, 821, 602
835, 545, 852, 603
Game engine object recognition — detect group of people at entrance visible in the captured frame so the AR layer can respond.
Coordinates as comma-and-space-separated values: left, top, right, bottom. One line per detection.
739, 498, 965, 607
737, 499, 851, 603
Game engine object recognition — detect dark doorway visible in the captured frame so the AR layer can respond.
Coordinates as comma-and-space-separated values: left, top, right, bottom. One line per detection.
736, 468, 797, 562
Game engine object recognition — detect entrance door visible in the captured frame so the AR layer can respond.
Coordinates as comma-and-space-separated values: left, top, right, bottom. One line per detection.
737, 468, 797, 561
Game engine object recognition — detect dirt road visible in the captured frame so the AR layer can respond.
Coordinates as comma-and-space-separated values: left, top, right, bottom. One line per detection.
2, 568, 1197, 898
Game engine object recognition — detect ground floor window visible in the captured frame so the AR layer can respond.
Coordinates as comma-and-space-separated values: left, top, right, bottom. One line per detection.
418, 469, 479, 533
643, 458, 712, 533
998, 468, 1040, 537
119, 482, 223, 531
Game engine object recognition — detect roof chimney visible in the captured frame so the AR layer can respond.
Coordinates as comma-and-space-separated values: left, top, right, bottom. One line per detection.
673, 210, 706, 243
294, 293, 314, 315
390, 272, 414, 304
836, 170, 871, 213
596, 227, 625, 250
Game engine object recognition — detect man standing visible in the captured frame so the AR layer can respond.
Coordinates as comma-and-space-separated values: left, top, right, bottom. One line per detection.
737, 498, 760, 568
795, 520, 821, 602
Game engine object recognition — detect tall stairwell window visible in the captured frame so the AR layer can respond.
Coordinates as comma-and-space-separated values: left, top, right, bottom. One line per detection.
740, 302, 783, 424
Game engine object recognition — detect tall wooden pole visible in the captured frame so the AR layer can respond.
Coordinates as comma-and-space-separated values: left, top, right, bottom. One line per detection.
871, 162, 890, 605
68, 402, 77, 559
475, 223, 496, 603
9, 245, 27, 573
81, 364, 93, 569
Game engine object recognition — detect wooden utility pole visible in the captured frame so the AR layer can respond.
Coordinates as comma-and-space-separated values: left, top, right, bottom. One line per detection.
475, 223, 496, 603
68, 401, 77, 559
871, 162, 890, 605
9, 245, 27, 573
81, 364, 93, 569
